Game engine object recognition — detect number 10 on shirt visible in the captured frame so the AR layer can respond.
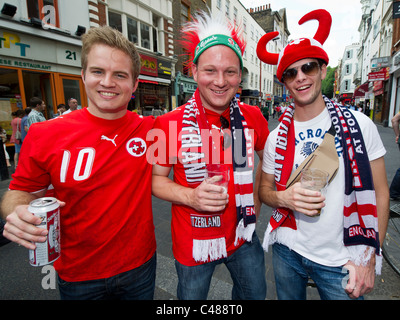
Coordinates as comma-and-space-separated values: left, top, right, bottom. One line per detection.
60, 149, 95, 183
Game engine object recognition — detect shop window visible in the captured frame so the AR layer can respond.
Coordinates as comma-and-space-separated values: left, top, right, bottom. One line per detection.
181, 2, 190, 24
108, 11, 122, 32
27, 0, 59, 27
128, 17, 139, 44
181, 3, 190, 76
153, 15, 161, 54
0, 68, 22, 136
22, 70, 54, 119
108, 10, 162, 53
140, 23, 151, 50
225, 0, 230, 18
62, 78, 82, 109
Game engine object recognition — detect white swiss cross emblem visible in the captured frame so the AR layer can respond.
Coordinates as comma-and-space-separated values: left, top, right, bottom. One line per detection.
126, 138, 147, 157
289, 38, 307, 46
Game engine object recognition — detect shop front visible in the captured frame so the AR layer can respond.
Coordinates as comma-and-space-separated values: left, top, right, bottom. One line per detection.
368, 67, 390, 123
373, 80, 384, 123
241, 89, 259, 106
135, 53, 173, 116
0, 28, 85, 137
174, 71, 197, 109
353, 82, 371, 116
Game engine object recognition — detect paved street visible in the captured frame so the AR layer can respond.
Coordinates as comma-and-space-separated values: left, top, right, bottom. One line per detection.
0, 116, 399, 300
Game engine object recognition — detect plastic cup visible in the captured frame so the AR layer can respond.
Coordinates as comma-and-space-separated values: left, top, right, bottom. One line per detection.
300, 168, 329, 215
205, 164, 230, 194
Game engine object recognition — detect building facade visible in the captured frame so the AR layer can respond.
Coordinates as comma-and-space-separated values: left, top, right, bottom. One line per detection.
388, 1, 400, 126
353, 0, 393, 124
339, 43, 359, 105
0, 0, 90, 133
0, 0, 176, 128
105, 0, 175, 114
207, 0, 272, 109
249, 5, 290, 110
172, 0, 209, 108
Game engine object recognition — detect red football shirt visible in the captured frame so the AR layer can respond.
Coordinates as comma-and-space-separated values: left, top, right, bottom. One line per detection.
152, 101, 269, 266
9, 108, 156, 282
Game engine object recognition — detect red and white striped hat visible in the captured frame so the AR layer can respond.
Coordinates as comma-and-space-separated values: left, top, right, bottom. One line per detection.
257, 9, 332, 81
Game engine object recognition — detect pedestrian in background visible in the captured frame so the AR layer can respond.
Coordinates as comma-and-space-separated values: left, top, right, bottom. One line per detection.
55, 104, 66, 117
0, 125, 10, 167
0, 26, 156, 300
62, 98, 78, 115
152, 11, 268, 300
257, 9, 389, 300
10, 109, 23, 169
20, 107, 31, 143
26, 97, 46, 130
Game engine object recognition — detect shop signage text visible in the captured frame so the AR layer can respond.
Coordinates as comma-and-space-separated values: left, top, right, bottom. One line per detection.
368, 68, 389, 82
0, 32, 30, 56
140, 54, 157, 77
0, 57, 51, 70
158, 61, 171, 78
0, 30, 81, 68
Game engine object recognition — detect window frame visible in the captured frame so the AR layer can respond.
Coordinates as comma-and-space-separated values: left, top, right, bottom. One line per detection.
26, 0, 59, 28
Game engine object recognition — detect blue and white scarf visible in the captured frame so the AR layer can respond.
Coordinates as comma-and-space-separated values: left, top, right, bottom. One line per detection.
265, 96, 381, 273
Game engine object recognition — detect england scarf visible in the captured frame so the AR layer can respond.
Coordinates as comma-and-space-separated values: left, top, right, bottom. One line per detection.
182, 89, 256, 262
263, 96, 382, 273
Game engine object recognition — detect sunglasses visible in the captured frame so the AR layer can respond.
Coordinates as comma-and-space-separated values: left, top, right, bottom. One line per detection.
220, 116, 231, 150
281, 61, 321, 83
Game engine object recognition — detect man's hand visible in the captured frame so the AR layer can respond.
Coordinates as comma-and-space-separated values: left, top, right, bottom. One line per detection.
3, 200, 65, 250
188, 177, 229, 212
282, 182, 326, 217
343, 253, 375, 299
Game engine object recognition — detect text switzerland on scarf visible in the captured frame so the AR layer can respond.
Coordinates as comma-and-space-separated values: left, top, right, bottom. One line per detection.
263, 96, 382, 274
181, 89, 256, 263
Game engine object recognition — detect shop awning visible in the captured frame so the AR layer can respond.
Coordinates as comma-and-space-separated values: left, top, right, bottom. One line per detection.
353, 82, 369, 98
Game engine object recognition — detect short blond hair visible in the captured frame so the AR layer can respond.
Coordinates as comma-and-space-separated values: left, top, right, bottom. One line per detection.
81, 26, 141, 80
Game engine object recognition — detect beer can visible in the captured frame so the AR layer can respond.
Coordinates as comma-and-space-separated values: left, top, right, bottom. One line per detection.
28, 197, 61, 267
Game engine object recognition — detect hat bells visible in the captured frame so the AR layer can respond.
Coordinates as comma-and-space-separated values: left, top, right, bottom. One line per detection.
257, 9, 332, 81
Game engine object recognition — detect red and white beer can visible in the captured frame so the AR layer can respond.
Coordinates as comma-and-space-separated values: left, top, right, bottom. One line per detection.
28, 197, 61, 267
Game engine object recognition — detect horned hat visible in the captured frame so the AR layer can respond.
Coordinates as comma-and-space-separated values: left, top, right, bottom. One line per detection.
257, 9, 332, 81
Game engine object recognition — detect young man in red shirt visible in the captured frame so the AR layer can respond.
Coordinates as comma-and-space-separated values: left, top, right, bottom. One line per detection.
151, 12, 269, 300
1, 26, 156, 300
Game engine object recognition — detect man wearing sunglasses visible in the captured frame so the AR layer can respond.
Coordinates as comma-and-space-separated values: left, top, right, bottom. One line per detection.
257, 9, 389, 300
151, 11, 269, 300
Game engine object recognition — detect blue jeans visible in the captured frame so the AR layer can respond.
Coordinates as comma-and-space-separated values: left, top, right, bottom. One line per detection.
272, 243, 363, 300
175, 232, 266, 300
57, 253, 156, 300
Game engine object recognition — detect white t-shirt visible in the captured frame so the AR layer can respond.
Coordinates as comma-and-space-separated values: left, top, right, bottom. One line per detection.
262, 108, 386, 266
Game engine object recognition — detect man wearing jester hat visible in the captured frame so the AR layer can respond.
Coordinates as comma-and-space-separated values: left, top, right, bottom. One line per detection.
152, 11, 268, 300
257, 9, 389, 299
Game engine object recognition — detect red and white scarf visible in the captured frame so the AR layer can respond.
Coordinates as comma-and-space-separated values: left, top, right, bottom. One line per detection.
181, 89, 256, 262
264, 96, 382, 273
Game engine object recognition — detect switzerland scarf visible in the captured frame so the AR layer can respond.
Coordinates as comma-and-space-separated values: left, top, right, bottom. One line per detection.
264, 96, 381, 273
182, 89, 256, 262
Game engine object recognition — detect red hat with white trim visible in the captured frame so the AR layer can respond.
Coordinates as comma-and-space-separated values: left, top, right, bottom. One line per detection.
257, 9, 332, 81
